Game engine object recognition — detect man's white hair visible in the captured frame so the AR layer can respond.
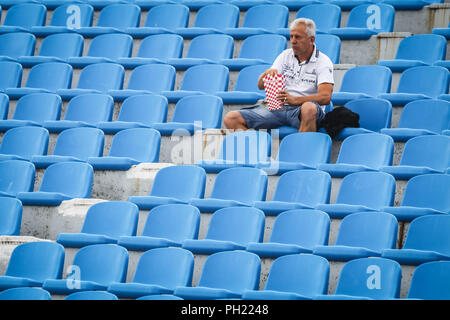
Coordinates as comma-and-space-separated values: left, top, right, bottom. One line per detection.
289, 18, 316, 37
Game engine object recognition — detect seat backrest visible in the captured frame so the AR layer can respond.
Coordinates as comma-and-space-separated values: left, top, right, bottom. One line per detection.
0, 32, 35, 59
38, 33, 84, 59
407, 261, 450, 300
86, 33, 133, 60
132, 247, 194, 289
205, 207, 265, 245
346, 3, 395, 33
193, 3, 239, 29
400, 174, 450, 212
171, 95, 223, 129
239, 34, 287, 63
0, 61, 22, 90
180, 64, 229, 93
186, 34, 234, 60
397, 99, 450, 133
64, 93, 113, 123
95, 3, 140, 29
210, 167, 268, 204
344, 98, 392, 131
277, 132, 332, 165
65, 291, 117, 300
269, 209, 330, 248
5, 241, 65, 282
0, 94, 7, 120
76, 63, 124, 91
72, 244, 128, 285
117, 94, 168, 125
39, 161, 93, 198
396, 66, 449, 97
3, 3, 47, 28
394, 34, 447, 65
336, 171, 396, 209
335, 257, 401, 299
242, 4, 289, 30
339, 65, 392, 96
49, 3, 94, 28
108, 128, 161, 163
335, 212, 398, 251
218, 130, 271, 164
52, 127, 104, 160
233, 64, 270, 93
0, 126, 49, 160
141, 204, 201, 242
80, 201, 139, 238
25, 62, 73, 91
272, 170, 331, 207
144, 4, 189, 29
13, 93, 61, 123
297, 4, 341, 33
150, 165, 206, 202
264, 254, 329, 296
399, 135, 450, 171
315, 33, 341, 64
198, 250, 261, 293
0, 287, 51, 300
0, 197, 22, 236
127, 64, 176, 93
0, 160, 35, 196
137, 34, 183, 59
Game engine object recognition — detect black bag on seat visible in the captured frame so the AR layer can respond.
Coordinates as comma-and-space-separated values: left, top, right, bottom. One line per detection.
319, 106, 360, 138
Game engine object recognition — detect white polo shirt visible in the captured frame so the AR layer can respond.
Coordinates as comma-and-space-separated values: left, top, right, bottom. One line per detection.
271, 45, 334, 111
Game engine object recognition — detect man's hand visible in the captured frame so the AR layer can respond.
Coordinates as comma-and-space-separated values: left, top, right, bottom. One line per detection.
277, 90, 294, 105
257, 68, 279, 90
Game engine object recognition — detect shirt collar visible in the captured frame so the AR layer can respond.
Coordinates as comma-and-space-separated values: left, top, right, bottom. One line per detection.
292, 45, 319, 65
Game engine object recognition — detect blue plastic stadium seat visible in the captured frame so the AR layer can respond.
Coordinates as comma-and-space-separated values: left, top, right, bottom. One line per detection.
256, 132, 331, 175
0, 3, 46, 34
107, 247, 194, 299
0, 61, 22, 92
332, 65, 392, 106
377, 34, 447, 72
0, 93, 7, 118
381, 174, 450, 222
57, 63, 125, 100
198, 130, 271, 173
431, 21, 450, 40
43, 244, 128, 295
379, 135, 450, 179
189, 167, 268, 213
56, 201, 139, 248
137, 294, 184, 300
87, 128, 161, 170
242, 254, 329, 300
128, 165, 206, 211
0, 160, 35, 198
18, 33, 84, 67
246, 209, 330, 258
0, 287, 52, 300
31, 127, 104, 168
5, 62, 73, 99
315, 33, 341, 64
30, 3, 94, 37
378, 66, 449, 106
216, 64, 268, 104
152, 95, 223, 136
67, 33, 133, 68
108, 65, 175, 100
173, 250, 261, 300
315, 257, 402, 300
220, 34, 287, 71
434, 60, 450, 71
118, 204, 200, 251
97, 94, 168, 133
0, 241, 65, 291
383, 0, 444, 10
382, 215, 450, 265
380, 99, 450, 141
117, 34, 183, 68
317, 133, 394, 177
162, 64, 229, 103
0, 32, 35, 62
224, 4, 289, 39
406, 261, 450, 300
316, 171, 396, 219
313, 211, 398, 261
329, 4, 395, 40
182, 206, 265, 254
175, 3, 239, 39
0, 126, 49, 161
125, 4, 189, 38
17, 161, 94, 206
0, 197, 22, 236
181, 0, 225, 10
65, 291, 118, 300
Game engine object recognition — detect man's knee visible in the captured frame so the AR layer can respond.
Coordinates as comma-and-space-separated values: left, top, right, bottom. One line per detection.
224, 110, 246, 129
300, 102, 318, 120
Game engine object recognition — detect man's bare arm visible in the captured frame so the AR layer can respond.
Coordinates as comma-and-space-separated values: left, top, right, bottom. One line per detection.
257, 68, 279, 90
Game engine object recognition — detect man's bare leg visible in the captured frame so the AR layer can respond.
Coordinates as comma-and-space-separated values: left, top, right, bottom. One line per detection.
298, 102, 318, 132
224, 111, 249, 131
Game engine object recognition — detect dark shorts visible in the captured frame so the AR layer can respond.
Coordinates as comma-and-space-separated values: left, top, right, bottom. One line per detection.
238, 101, 325, 130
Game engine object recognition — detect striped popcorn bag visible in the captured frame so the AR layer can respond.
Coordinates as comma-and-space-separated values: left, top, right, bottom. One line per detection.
263, 74, 286, 110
